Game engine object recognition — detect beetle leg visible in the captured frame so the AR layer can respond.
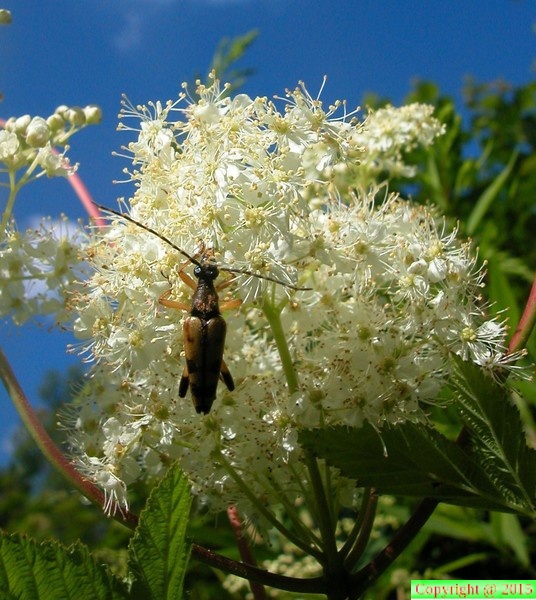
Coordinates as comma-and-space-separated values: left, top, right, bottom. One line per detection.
216, 274, 239, 292
219, 297, 242, 312
177, 268, 197, 291
158, 265, 192, 310
220, 359, 235, 391
159, 288, 191, 311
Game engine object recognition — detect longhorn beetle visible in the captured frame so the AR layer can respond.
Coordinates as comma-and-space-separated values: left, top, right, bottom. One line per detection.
94, 203, 310, 415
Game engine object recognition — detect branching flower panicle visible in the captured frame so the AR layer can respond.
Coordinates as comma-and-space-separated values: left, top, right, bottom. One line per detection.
0, 102, 101, 324
0, 216, 86, 324
65, 78, 517, 521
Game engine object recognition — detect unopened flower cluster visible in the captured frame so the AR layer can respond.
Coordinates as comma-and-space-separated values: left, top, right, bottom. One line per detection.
0, 104, 101, 178
65, 79, 513, 515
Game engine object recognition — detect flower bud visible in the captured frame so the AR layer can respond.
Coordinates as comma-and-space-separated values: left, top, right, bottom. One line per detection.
64, 107, 86, 126
47, 113, 65, 133
55, 105, 69, 118
26, 116, 50, 148
0, 9, 12, 25
84, 105, 102, 125
3, 117, 16, 132
14, 114, 31, 134
0, 130, 19, 159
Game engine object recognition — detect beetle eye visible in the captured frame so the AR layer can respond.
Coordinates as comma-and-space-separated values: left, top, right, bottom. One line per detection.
194, 265, 202, 277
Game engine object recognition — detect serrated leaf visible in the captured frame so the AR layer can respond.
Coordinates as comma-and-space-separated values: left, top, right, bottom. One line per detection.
451, 356, 536, 515
300, 409, 536, 516
0, 533, 126, 600
128, 463, 192, 600
301, 423, 504, 509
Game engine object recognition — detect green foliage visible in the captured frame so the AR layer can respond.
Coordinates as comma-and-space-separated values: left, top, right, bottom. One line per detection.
209, 30, 259, 94
128, 463, 192, 600
186, 30, 258, 98
0, 463, 192, 600
0, 534, 127, 600
452, 356, 536, 511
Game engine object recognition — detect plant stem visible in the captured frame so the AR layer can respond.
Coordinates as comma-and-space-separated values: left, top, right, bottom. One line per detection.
338, 488, 371, 560
262, 299, 300, 394
508, 273, 536, 354
0, 171, 18, 237
304, 450, 339, 568
227, 505, 268, 600
349, 498, 438, 598
192, 543, 327, 595
260, 468, 323, 550
217, 452, 324, 561
342, 489, 378, 571
0, 345, 138, 528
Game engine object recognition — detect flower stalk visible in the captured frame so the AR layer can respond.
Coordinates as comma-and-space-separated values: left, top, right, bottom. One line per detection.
0, 345, 137, 526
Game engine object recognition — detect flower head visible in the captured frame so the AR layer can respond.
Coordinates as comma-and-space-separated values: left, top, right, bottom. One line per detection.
65, 79, 515, 517
0, 216, 85, 324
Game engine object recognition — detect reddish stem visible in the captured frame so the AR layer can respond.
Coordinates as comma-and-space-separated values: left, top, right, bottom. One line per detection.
227, 506, 268, 600
0, 345, 138, 527
66, 169, 107, 226
508, 274, 536, 354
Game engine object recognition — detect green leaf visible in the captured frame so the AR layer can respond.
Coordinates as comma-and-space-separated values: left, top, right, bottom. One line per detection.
426, 505, 493, 543
209, 30, 258, 93
0, 533, 126, 600
450, 356, 536, 515
128, 463, 192, 600
300, 422, 514, 511
485, 254, 521, 325
490, 512, 530, 566
466, 150, 518, 235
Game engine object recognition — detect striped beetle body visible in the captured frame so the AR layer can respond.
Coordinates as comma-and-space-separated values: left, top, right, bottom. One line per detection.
94, 203, 310, 414
173, 260, 234, 414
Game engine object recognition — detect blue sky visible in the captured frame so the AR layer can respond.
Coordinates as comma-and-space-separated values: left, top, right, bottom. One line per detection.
1, 0, 535, 462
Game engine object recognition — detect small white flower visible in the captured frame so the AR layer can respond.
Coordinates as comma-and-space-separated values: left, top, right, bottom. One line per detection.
81, 457, 129, 515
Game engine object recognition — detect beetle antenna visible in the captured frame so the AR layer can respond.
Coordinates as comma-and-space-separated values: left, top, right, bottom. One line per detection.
93, 203, 201, 267
93, 203, 311, 291
223, 267, 311, 291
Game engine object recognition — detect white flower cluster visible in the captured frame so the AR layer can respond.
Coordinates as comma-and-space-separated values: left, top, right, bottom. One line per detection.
0, 104, 100, 324
65, 80, 514, 515
0, 217, 85, 324
352, 103, 442, 179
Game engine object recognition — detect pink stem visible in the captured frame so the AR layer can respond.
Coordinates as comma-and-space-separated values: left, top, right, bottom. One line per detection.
227, 506, 268, 600
0, 345, 138, 526
508, 274, 536, 355
66, 170, 106, 226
